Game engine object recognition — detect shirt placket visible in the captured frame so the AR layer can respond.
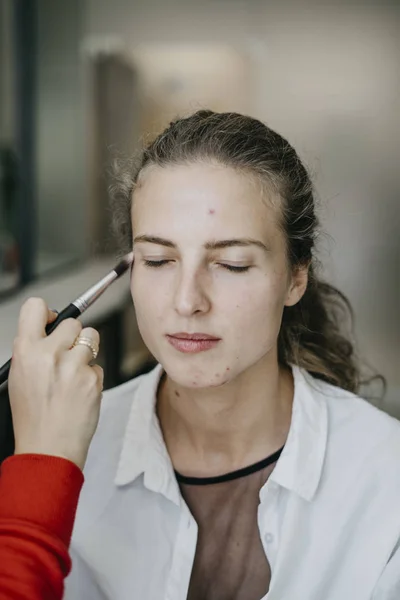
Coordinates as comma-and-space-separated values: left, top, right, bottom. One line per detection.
258, 481, 281, 598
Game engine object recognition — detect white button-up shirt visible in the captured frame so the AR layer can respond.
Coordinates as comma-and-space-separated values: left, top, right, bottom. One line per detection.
65, 365, 400, 599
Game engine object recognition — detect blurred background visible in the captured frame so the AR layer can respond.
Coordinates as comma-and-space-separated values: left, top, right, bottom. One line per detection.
0, 0, 399, 456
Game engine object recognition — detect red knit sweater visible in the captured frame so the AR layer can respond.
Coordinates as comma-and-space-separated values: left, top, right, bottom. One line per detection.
0, 454, 83, 600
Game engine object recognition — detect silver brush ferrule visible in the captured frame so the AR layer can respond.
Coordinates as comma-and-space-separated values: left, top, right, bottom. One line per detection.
73, 271, 117, 312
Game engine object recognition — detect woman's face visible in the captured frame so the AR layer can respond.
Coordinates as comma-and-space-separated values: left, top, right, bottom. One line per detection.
131, 162, 307, 389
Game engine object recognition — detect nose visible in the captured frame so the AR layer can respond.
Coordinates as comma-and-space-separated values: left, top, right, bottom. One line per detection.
174, 267, 211, 317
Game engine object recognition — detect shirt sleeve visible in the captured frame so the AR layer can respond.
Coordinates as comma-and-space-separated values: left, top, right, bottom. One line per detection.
372, 542, 400, 599
0, 453, 84, 600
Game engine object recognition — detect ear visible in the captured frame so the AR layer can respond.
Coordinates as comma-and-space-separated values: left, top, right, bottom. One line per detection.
284, 264, 309, 307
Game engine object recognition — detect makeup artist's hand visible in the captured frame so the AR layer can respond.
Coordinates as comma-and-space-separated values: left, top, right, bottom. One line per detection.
8, 297, 104, 470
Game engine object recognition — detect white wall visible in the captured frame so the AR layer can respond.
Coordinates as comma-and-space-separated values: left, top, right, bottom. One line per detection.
84, 0, 400, 412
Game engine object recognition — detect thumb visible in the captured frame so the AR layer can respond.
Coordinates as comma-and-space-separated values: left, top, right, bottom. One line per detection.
47, 308, 59, 324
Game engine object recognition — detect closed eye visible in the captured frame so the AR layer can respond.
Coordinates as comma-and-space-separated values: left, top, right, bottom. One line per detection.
143, 259, 171, 268
143, 260, 251, 273
219, 264, 251, 273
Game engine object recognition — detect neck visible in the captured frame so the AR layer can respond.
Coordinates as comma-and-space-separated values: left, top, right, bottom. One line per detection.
157, 354, 293, 477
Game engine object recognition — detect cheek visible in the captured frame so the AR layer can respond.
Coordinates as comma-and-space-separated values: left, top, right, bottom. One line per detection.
227, 274, 288, 323
131, 273, 161, 321
131, 271, 176, 340
221, 277, 288, 360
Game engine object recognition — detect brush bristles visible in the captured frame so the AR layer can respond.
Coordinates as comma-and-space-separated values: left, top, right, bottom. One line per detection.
114, 252, 134, 278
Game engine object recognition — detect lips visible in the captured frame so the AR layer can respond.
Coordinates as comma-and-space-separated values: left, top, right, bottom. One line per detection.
166, 332, 220, 354
168, 332, 220, 341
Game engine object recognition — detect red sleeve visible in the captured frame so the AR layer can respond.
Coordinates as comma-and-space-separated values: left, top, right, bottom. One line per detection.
0, 454, 84, 600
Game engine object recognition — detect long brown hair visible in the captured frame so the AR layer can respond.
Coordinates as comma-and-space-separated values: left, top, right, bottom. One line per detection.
110, 110, 384, 396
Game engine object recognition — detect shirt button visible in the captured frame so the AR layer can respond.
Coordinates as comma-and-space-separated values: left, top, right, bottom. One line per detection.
265, 533, 274, 544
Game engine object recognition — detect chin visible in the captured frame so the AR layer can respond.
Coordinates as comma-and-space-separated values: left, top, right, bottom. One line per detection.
159, 354, 233, 389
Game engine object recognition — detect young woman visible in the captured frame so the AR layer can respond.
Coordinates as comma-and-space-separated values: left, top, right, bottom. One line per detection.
62, 110, 400, 600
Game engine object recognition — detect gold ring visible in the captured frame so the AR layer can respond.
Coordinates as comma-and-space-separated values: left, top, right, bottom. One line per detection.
72, 336, 99, 361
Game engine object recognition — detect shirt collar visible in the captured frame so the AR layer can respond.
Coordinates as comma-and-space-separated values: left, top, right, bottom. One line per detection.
114, 363, 328, 504
268, 366, 328, 501
115, 364, 182, 505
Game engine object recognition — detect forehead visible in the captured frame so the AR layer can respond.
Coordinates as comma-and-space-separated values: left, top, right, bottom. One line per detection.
132, 163, 281, 242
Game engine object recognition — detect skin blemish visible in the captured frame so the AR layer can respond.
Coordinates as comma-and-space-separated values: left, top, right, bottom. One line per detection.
208, 208, 215, 215
175, 390, 180, 397
226, 367, 230, 371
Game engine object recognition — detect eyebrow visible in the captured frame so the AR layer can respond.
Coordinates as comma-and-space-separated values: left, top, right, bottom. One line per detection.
133, 235, 270, 253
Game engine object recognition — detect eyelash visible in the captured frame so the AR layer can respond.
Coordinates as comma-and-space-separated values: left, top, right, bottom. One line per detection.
143, 260, 250, 273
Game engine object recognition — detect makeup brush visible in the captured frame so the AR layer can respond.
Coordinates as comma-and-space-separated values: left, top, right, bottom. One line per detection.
0, 253, 133, 386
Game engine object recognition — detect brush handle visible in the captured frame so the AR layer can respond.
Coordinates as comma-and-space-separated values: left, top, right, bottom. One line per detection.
0, 360, 11, 388
44, 303, 81, 335
0, 303, 81, 386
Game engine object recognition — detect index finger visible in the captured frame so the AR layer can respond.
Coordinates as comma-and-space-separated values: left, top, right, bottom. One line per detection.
17, 297, 53, 340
